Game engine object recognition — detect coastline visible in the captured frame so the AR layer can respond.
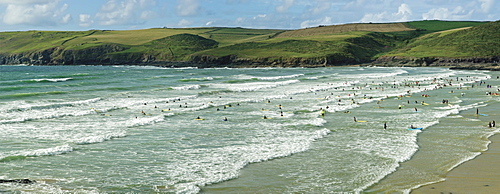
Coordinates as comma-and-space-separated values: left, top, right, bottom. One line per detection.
412, 134, 500, 193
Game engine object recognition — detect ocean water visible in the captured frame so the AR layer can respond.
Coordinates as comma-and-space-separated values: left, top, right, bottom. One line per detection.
0, 65, 498, 193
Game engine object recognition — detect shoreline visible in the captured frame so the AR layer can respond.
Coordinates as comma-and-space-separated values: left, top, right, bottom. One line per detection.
412, 134, 500, 193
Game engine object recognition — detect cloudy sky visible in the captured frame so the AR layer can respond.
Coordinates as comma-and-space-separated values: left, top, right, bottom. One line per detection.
0, 0, 497, 31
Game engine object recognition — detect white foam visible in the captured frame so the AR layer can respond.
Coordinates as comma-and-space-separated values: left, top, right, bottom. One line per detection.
32, 78, 73, 82
23, 145, 73, 157
74, 132, 127, 145
171, 84, 201, 90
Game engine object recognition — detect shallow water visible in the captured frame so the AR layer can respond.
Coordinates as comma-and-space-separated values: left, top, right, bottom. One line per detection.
0, 65, 498, 193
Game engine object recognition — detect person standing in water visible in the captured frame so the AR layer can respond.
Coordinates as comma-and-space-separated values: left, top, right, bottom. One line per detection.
384, 122, 387, 130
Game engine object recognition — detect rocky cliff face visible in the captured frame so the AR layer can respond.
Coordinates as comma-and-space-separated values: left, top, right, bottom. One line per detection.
1, 45, 498, 71
372, 56, 500, 70
0, 44, 152, 65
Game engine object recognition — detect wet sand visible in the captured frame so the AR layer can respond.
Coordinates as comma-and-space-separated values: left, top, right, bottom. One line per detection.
412, 134, 500, 194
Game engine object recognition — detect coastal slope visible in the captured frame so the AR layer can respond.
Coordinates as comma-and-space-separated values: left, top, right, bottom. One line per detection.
0, 20, 498, 69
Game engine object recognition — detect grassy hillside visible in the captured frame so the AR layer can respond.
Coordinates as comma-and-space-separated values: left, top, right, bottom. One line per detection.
0, 20, 496, 67
385, 21, 500, 58
276, 23, 413, 38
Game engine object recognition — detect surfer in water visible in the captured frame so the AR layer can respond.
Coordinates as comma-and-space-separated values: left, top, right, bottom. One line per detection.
384, 122, 387, 130
223, 117, 228, 121
353, 117, 357, 122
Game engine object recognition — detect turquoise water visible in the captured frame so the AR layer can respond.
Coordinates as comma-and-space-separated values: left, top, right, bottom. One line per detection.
0, 65, 498, 193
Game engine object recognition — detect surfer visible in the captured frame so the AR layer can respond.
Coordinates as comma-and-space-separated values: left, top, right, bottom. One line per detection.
384, 122, 387, 130
488, 122, 492, 128
263, 115, 268, 119
410, 125, 415, 129
492, 120, 496, 127
414, 107, 418, 112
223, 117, 228, 121
353, 117, 357, 122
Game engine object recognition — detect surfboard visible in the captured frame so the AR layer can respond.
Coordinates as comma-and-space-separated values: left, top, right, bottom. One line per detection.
195, 118, 204, 120
422, 103, 430, 105
262, 117, 272, 119
408, 127, 423, 130
478, 113, 489, 116
356, 120, 368, 122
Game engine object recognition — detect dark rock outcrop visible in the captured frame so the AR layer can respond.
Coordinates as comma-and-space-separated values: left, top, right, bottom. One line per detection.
0, 179, 36, 184
372, 56, 500, 70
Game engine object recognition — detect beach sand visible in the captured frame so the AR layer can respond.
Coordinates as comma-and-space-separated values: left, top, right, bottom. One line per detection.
412, 134, 500, 194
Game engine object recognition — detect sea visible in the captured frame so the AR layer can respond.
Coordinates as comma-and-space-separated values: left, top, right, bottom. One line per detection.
0, 65, 498, 193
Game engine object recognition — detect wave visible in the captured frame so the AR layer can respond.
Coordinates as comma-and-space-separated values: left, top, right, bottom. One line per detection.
0, 91, 68, 99
171, 84, 202, 90
74, 132, 127, 145
178, 77, 216, 82
170, 128, 331, 193
0, 145, 74, 162
31, 78, 73, 82
212, 80, 300, 92
234, 73, 304, 81
3, 98, 102, 113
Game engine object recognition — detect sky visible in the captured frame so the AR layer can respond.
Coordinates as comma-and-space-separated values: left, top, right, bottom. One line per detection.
0, 0, 498, 31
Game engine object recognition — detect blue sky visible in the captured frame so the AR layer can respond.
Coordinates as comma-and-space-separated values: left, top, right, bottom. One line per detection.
0, 0, 498, 31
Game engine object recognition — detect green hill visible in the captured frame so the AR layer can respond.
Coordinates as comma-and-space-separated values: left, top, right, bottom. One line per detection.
385, 21, 500, 58
0, 20, 497, 68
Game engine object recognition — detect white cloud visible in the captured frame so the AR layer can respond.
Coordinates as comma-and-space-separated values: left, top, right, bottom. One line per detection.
178, 19, 193, 26
177, 0, 199, 16
307, 1, 331, 15
422, 6, 473, 20
276, 0, 294, 13
96, 0, 157, 26
300, 16, 332, 28
253, 14, 267, 19
478, 0, 494, 13
1, 0, 70, 26
360, 3, 413, 23
79, 14, 93, 27
0, 0, 51, 4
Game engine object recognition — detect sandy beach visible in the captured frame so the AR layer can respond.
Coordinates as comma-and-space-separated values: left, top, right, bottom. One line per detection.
412, 134, 500, 194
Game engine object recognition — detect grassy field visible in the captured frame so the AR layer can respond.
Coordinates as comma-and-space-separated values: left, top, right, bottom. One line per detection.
0, 20, 497, 65
276, 23, 413, 38
386, 21, 499, 58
